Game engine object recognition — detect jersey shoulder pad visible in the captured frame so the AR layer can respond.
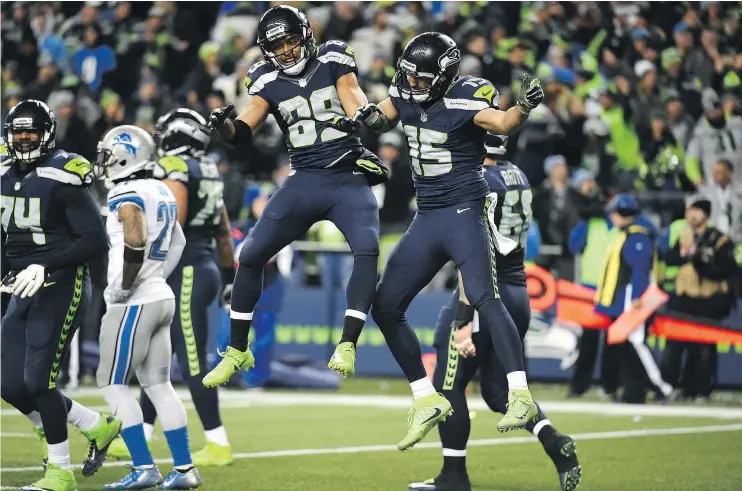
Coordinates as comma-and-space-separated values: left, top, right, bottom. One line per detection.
107, 182, 145, 214
445, 76, 500, 111
244, 61, 279, 97
317, 41, 357, 76
37, 150, 94, 186
154, 155, 190, 183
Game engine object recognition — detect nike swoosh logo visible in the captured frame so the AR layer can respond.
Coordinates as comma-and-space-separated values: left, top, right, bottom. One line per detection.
421, 407, 442, 424
43, 281, 56, 287
457, 208, 471, 214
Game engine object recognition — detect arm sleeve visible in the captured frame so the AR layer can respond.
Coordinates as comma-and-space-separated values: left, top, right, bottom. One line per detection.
164, 222, 186, 279
568, 221, 588, 255
622, 233, 654, 300
42, 186, 109, 271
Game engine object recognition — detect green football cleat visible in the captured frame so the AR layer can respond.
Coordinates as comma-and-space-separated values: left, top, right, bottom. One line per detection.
497, 388, 539, 433
20, 463, 78, 491
33, 426, 48, 472
192, 442, 234, 466
106, 435, 138, 461
327, 342, 356, 378
202, 347, 255, 387
80, 415, 123, 477
398, 393, 453, 451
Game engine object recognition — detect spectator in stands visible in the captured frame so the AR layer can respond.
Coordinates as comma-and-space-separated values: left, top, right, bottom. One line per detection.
664, 92, 696, 149
349, 7, 397, 75
662, 195, 738, 402
48, 90, 95, 160
685, 89, 742, 188
641, 111, 685, 192
70, 23, 117, 92
377, 131, 414, 234
700, 159, 742, 244
23, 56, 59, 103
323, 3, 364, 42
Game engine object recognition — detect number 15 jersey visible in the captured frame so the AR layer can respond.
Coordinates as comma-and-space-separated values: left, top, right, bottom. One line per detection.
390, 75, 499, 210
105, 179, 178, 305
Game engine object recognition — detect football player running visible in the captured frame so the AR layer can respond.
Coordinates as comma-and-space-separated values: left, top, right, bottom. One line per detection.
409, 134, 582, 491
95, 125, 201, 489
1, 100, 121, 491
333, 32, 545, 450
205, 5, 387, 385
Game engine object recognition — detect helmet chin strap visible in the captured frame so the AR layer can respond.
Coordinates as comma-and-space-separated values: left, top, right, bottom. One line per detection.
279, 48, 309, 76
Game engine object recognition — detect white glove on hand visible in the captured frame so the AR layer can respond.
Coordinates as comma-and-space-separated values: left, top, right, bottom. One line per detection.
12, 264, 46, 298
0, 271, 18, 294
221, 283, 233, 312
109, 287, 132, 304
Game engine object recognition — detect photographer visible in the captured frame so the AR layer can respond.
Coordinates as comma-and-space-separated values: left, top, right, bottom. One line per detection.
662, 195, 738, 401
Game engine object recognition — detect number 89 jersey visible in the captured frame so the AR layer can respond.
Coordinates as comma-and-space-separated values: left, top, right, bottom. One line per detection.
153, 154, 224, 263
105, 179, 178, 305
245, 41, 363, 170
390, 75, 498, 209
484, 162, 532, 286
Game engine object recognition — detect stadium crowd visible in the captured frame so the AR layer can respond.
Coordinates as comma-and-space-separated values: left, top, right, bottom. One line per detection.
2, 1, 742, 396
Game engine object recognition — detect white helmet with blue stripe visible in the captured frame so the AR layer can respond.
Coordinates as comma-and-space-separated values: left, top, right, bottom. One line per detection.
97, 125, 156, 182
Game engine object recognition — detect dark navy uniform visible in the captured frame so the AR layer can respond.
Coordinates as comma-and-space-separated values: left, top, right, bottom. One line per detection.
433, 161, 535, 414
152, 155, 222, 385
1, 150, 106, 396
372, 76, 527, 380
234, 41, 381, 317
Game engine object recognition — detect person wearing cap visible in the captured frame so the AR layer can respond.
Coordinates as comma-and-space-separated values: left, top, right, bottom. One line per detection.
595, 194, 672, 403
685, 88, 742, 189
661, 195, 738, 402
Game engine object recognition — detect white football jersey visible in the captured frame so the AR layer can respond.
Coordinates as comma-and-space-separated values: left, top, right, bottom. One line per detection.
105, 179, 178, 305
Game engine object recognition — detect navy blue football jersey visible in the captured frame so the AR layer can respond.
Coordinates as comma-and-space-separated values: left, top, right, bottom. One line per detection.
153, 154, 224, 261
483, 161, 532, 285
390, 75, 500, 209
245, 41, 365, 171
1, 149, 97, 270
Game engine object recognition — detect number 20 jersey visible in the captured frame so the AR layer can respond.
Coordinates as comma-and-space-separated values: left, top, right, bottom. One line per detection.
153, 154, 224, 263
245, 41, 363, 170
105, 179, 177, 305
389, 75, 499, 210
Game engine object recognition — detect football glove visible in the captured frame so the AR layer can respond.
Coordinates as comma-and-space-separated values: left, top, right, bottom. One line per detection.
221, 283, 233, 311
0, 271, 17, 294
354, 104, 386, 130
516, 73, 544, 114
12, 264, 45, 299
109, 287, 132, 304
331, 115, 360, 134
208, 104, 235, 132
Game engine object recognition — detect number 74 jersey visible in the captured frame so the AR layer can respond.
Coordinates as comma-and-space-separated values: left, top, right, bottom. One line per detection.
389, 75, 499, 210
105, 179, 178, 306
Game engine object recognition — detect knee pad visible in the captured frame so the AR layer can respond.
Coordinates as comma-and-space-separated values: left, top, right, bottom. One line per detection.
350, 229, 380, 257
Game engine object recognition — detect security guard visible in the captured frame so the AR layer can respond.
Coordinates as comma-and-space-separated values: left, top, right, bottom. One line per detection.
595, 194, 672, 403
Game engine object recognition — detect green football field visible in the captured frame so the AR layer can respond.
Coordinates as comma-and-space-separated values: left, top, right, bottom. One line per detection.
2, 380, 742, 490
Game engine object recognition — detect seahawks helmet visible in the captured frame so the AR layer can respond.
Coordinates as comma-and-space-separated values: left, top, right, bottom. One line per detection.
3, 99, 56, 164
155, 108, 210, 157
97, 125, 156, 182
256, 5, 316, 76
485, 133, 509, 158
396, 32, 461, 103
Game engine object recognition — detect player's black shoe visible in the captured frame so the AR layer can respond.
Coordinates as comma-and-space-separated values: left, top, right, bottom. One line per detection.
409, 472, 471, 491
543, 432, 582, 491
80, 415, 122, 477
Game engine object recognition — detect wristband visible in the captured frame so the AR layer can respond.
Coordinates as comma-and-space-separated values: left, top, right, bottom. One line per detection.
231, 119, 253, 148
221, 266, 235, 286
452, 300, 476, 330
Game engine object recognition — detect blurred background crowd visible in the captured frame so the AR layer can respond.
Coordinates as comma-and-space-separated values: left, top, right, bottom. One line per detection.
2, 1, 742, 396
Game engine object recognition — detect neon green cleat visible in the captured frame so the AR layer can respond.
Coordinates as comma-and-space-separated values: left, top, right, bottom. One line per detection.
20, 463, 78, 491
106, 435, 143, 461
327, 342, 356, 378
79, 414, 122, 476
202, 346, 255, 387
398, 393, 453, 451
192, 442, 234, 466
497, 388, 539, 433
33, 426, 48, 471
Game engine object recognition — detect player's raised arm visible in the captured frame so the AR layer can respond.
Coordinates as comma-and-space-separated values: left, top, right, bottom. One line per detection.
473, 74, 544, 135
208, 95, 270, 148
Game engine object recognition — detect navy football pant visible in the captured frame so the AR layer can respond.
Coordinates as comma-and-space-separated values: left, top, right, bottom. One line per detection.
433, 283, 547, 452
371, 199, 525, 382
1, 266, 90, 444
141, 260, 222, 431
232, 170, 379, 323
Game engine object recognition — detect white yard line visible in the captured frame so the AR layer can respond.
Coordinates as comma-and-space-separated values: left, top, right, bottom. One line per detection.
4, 390, 742, 418
2, 423, 742, 473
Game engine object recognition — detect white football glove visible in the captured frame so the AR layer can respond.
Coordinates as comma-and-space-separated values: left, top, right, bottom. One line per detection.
109, 287, 132, 304
0, 271, 18, 294
12, 264, 46, 298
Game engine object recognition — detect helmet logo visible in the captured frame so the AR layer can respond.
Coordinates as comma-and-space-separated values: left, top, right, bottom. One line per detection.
399, 59, 417, 73
438, 47, 460, 70
266, 25, 286, 40
11, 117, 34, 130
113, 133, 137, 157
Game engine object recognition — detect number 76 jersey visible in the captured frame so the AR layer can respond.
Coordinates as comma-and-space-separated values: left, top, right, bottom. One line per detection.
105, 179, 178, 306
389, 75, 499, 210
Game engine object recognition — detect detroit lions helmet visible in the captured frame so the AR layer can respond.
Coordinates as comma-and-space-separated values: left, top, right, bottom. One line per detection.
96, 125, 156, 182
